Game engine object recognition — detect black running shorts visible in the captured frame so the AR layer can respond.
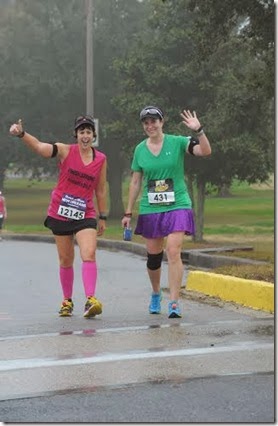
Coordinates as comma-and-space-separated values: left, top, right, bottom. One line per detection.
44, 216, 97, 236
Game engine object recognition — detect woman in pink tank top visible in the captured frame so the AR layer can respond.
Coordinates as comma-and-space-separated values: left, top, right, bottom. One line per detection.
9, 115, 107, 318
0, 190, 7, 240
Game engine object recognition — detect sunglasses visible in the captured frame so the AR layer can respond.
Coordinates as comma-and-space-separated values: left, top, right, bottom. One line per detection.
140, 108, 163, 121
75, 115, 95, 125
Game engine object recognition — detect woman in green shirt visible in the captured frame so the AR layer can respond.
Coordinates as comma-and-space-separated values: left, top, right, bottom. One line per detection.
122, 106, 211, 318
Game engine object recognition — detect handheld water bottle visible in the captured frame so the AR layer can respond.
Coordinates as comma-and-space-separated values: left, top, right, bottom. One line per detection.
123, 226, 132, 241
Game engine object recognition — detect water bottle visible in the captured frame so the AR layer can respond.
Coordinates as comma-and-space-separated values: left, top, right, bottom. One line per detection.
123, 226, 132, 241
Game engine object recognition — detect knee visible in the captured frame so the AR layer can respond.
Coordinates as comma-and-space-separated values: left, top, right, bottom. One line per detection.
147, 251, 164, 270
58, 248, 74, 268
165, 246, 181, 263
80, 249, 96, 262
59, 256, 74, 268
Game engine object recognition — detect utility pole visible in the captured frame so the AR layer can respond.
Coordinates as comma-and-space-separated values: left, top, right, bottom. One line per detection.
86, 0, 94, 116
86, 0, 98, 146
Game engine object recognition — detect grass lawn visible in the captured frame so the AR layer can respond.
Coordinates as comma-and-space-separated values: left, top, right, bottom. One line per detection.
204, 185, 273, 236
2, 177, 274, 282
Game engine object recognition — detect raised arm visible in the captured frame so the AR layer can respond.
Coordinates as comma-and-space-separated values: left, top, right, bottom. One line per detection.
181, 110, 212, 157
9, 119, 68, 159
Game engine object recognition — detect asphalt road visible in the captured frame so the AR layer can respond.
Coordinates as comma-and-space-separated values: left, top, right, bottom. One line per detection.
0, 240, 274, 423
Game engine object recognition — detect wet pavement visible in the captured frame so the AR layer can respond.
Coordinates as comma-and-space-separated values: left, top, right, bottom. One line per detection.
0, 240, 275, 422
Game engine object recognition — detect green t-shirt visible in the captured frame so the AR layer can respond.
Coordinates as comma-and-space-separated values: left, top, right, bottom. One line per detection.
131, 134, 192, 214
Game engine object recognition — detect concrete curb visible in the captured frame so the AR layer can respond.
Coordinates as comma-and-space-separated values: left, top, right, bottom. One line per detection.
186, 271, 274, 313
2, 233, 274, 313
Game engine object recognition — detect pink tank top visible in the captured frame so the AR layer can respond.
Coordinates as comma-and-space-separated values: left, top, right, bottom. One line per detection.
47, 144, 106, 221
0, 197, 4, 215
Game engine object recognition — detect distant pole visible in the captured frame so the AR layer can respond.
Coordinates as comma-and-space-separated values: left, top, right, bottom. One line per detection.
86, 0, 94, 116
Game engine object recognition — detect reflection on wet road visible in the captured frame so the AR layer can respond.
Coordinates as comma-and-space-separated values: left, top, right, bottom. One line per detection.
0, 241, 274, 422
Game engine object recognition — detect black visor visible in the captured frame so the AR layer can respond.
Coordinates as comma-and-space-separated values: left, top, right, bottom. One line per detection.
139, 106, 164, 121
74, 115, 95, 130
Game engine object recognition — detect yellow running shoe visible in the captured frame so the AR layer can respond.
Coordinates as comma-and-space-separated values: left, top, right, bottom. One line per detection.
59, 299, 74, 317
83, 296, 102, 318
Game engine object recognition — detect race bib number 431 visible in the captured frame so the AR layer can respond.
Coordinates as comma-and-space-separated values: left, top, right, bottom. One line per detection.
147, 178, 175, 205
58, 194, 87, 220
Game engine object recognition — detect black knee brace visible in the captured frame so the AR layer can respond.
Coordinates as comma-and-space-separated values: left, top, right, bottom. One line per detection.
147, 251, 164, 270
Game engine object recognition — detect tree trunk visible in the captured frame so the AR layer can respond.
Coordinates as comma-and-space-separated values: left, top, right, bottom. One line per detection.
187, 175, 194, 210
187, 175, 196, 242
217, 183, 232, 197
193, 178, 206, 242
0, 168, 5, 191
108, 171, 124, 219
106, 151, 125, 219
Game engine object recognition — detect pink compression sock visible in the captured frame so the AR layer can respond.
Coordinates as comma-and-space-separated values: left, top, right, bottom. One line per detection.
82, 261, 97, 298
59, 266, 74, 299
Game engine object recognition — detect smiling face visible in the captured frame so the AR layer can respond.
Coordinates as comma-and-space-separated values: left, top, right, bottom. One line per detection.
142, 117, 164, 138
76, 125, 95, 151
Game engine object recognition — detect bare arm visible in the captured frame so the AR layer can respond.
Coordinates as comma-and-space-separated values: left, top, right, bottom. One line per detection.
9, 119, 69, 160
122, 171, 143, 228
180, 110, 212, 157
95, 159, 107, 236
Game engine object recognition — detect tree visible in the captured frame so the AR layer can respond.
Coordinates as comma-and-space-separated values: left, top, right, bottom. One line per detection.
0, 0, 150, 219
0, 0, 87, 185
93, 0, 151, 218
0, 0, 273, 242
187, 0, 274, 96
112, 0, 274, 241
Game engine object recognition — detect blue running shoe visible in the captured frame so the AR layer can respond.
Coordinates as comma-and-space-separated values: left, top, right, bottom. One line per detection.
149, 291, 162, 314
168, 301, 182, 318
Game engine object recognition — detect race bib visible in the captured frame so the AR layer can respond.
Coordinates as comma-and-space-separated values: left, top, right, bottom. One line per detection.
57, 194, 87, 220
147, 178, 175, 205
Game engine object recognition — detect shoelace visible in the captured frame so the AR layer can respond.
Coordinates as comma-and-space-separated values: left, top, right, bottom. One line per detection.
153, 297, 160, 308
85, 298, 95, 308
61, 300, 72, 310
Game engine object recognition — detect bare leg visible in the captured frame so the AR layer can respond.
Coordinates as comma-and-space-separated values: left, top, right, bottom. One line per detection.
75, 228, 98, 298
0, 219, 3, 240
165, 232, 184, 301
75, 228, 97, 261
54, 235, 75, 267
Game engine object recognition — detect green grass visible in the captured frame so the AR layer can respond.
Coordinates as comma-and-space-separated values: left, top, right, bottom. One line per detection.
2, 177, 274, 282
4, 178, 274, 230
204, 183, 273, 235
4, 178, 53, 226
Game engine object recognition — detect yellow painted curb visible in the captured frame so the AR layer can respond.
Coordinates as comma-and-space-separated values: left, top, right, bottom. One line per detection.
186, 271, 274, 313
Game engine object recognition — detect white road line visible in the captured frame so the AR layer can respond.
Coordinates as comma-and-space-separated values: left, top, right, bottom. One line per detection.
0, 341, 273, 372
0, 318, 273, 341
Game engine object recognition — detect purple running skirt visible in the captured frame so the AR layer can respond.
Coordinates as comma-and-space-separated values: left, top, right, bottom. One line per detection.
134, 209, 195, 239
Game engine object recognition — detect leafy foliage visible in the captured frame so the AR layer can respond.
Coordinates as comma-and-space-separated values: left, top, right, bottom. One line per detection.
0, 0, 274, 236
112, 0, 274, 239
